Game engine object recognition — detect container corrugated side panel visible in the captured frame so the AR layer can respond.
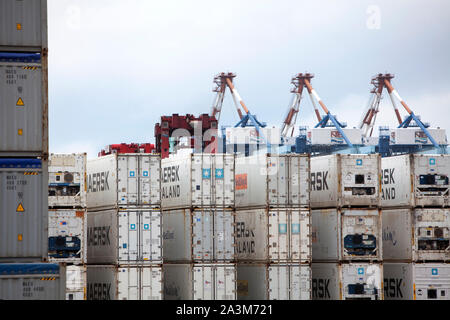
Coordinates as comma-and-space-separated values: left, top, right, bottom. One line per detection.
0, 61, 44, 153
311, 262, 340, 300
383, 263, 414, 300
0, 158, 48, 261
0, 263, 65, 300
86, 154, 118, 210
0, 0, 47, 50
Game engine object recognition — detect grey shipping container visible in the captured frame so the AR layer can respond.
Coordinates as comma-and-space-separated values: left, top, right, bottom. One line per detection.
48, 153, 87, 208
86, 265, 163, 300
163, 208, 235, 263
312, 262, 383, 300
235, 208, 311, 263
234, 153, 310, 208
0, 158, 48, 262
87, 208, 162, 265
0, 263, 65, 300
48, 208, 87, 264
237, 263, 311, 300
312, 208, 382, 262
384, 263, 450, 300
0, 0, 48, 51
382, 208, 450, 262
310, 154, 381, 209
87, 153, 161, 210
381, 154, 450, 208
163, 263, 236, 300
161, 153, 235, 209
0, 55, 47, 155
66, 265, 86, 300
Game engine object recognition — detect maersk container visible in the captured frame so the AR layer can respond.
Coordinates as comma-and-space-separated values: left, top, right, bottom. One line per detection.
381, 154, 450, 208
312, 208, 382, 262
0, 158, 48, 262
237, 263, 311, 300
86, 265, 163, 300
0, 263, 65, 300
384, 263, 450, 300
234, 153, 310, 208
382, 208, 450, 262
87, 153, 161, 209
310, 128, 363, 145
163, 263, 236, 300
390, 128, 447, 146
49, 153, 87, 208
0, 54, 47, 155
161, 153, 235, 209
312, 262, 383, 300
0, 0, 48, 51
310, 154, 381, 209
48, 209, 87, 264
87, 208, 162, 265
163, 208, 235, 263
66, 265, 86, 300
235, 208, 311, 263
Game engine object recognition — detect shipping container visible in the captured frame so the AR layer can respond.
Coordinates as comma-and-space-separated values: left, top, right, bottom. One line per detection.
163, 208, 235, 263
49, 153, 87, 208
161, 153, 235, 209
48, 209, 87, 264
237, 263, 311, 300
0, 0, 48, 51
0, 158, 48, 262
382, 208, 450, 262
86, 265, 163, 300
381, 154, 450, 208
310, 128, 363, 145
390, 128, 447, 146
0, 54, 47, 155
384, 263, 450, 300
87, 153, 160, 209
235, 208, 311, 263
225, 127, 281, 145
312, 262, 383, 300
312, 208, 382, 262
163, 263, 236, 300
310, 154, 380, 209
87, 208, 162, 265
66, 265, 86, 300
0, 263, 65, 300
234, 153, 310, 209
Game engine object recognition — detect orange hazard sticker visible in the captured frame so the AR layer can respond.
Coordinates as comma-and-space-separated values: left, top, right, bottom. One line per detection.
235, 174, 247, 190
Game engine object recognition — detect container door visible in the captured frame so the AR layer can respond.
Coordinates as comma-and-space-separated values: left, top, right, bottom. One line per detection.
289, 156, 310, 206
214, 210, 234, 262
117, 156, 138, 205
141, 267, 162, 300
118, 267, 139, 300
139, 156, 161, 206
269, 209, 289, 261
141, 210, 162, 263
290, 265, 311, 300
192, 155, 213, 206
268, 156, 288, 206
192, 210, 213, 262
216, 265, 236, 300
269, 265, 289, 300
291, 209, 311, 263
212, 155, 234, 207
118, 211, 139, 262
193, 266, 213, 300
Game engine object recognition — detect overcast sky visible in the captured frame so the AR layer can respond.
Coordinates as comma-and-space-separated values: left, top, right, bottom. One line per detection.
47, 0, 450, 158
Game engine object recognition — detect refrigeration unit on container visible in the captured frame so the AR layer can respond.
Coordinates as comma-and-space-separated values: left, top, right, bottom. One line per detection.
0, 0, 48, 51
382, 208, 450, 262
163, 263, 236, 300
0, 158, 48, 262
86, 265, 163, 300
0, 263, 65, 300
49, 153, 87, 208
66, 265, 86, 300
48, 209, 86, 264
237, 263, 311, 300
161, 153, 235, 209
235, 208, 311, 263
390, 128, 447, 146
381, 154, 450, 208
384, 263, 450, 300
87, 153, 160, 210
312, 208, 382, 262
312, 262, 383, 300
234, 153, 310, 208
163, 208, 235, 263
310, 154, 381, 209
0, 53, 47, 155
86, 208, 162, 265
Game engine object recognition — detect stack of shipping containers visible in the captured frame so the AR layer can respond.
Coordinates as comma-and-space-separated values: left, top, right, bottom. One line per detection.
161, 152, 237, 300
234, 153, 312, 300
311, 154, 383, 300
381, 154, 450, 300
48, 153, 87, 300
0, 0, 66, 299
86, 152, 163, 300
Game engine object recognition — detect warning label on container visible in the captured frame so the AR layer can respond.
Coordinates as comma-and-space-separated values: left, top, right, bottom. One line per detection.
16, 97, 24, 106
16, 203, 25, 212
235, 174, 247, 190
